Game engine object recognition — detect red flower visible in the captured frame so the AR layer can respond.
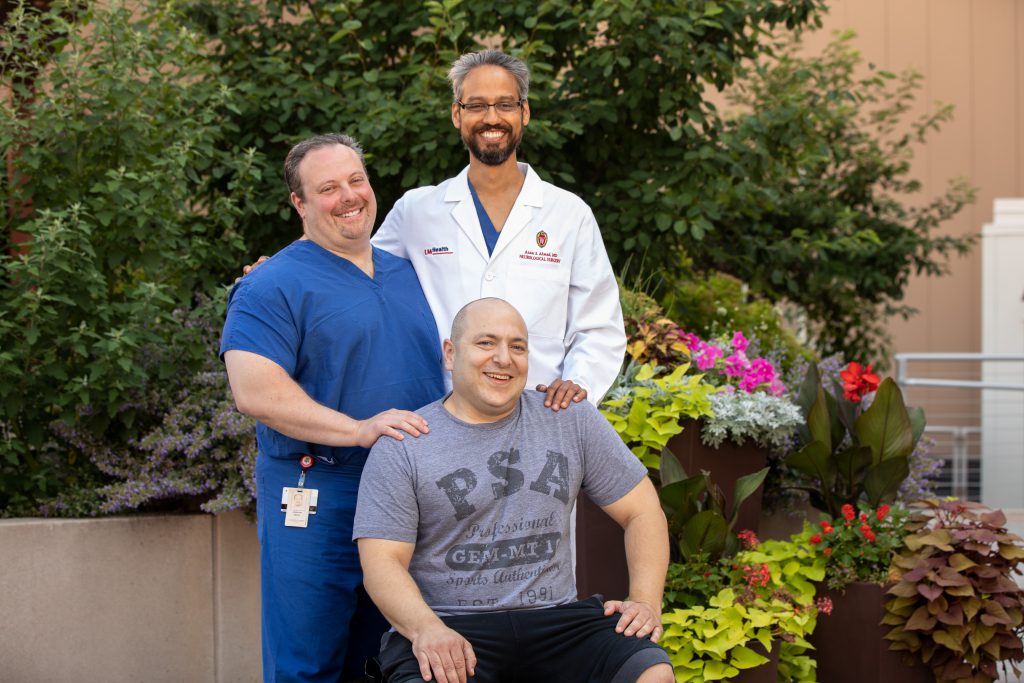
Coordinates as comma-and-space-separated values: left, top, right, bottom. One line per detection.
737, 529, 760, 549
810, 533, 822, 545
703, 571, 712, 577
819, 520, 834, 534
860, 524, 876, 541
876, 504, 891, 521
860, 512, 868, 522
823, 548, 833, 556
840, 362, 881, 402
841, 504, 856, 521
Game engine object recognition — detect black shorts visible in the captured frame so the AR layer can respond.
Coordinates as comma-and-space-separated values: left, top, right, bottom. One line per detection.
377, 595, 670, 683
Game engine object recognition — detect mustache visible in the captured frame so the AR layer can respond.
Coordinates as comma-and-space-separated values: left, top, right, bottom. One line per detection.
472, 123, 513, 134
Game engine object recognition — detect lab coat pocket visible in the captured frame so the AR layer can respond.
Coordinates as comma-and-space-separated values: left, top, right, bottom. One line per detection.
507, 261, 570, 339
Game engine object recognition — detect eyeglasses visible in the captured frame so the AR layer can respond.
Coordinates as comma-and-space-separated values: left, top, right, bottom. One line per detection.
456, 99, 525, 115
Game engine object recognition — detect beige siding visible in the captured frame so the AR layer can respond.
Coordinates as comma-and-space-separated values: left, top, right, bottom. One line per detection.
807, 1, 1023, 361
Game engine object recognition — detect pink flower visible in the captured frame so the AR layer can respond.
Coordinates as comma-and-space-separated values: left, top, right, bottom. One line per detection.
731, 331, 749, 352
724, 351, 749, 378
768, 379, 786, 396
815, 597, 834, 616
694, 343, 723, 371
739, 358, 777, 392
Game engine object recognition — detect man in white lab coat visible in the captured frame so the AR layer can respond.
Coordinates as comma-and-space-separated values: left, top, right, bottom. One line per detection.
371, 49, 626, 407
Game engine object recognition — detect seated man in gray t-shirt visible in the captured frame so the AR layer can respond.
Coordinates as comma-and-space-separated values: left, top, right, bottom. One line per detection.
354, 298, 672, 683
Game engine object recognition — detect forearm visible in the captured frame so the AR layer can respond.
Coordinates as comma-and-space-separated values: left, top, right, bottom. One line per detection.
622, 508, 669, 608
361, 549, 445, 640
230, 378, 359, 448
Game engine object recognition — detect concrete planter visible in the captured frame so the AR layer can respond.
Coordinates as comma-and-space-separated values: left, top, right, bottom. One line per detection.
0, 512, 261, 683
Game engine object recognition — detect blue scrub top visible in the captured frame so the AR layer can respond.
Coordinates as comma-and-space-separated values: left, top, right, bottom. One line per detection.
221, 240, 446, 468
468, 179, 500, 256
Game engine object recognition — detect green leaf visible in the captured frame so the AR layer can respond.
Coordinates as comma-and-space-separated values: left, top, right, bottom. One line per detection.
856, 378, 914, 463
729, 645, 769, 669
660, 446, 688, 486
806, 384, 831, 447
863, 457, 909, 506
680, 510, 728, 560
729, 466, 769, 526
784, 440, 836, 489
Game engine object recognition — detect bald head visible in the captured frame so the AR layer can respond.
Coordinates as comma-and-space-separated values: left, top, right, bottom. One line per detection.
449, 298, 527, 347
443, 298, 530, 423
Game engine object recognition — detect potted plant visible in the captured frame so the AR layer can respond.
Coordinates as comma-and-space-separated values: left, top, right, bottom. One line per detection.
601, 360, 718, 469
783, 361, 926, 517
668, 330, 804, 532
661, 527, 825, 682
658, 452, 831, 681
800, 503, 933, 682
884, 500, 1024, 682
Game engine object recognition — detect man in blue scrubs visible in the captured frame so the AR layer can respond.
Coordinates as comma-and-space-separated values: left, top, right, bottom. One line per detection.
221, 133, 446, 682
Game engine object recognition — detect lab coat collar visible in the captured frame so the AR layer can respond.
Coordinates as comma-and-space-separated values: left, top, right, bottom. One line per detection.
444, 163, 545, 262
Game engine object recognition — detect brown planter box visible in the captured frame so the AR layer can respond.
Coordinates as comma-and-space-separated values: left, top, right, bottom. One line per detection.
575, 493, 629, 600
809, 581, 933, 683
733, 639, 780, 683
666, 422, 769, 535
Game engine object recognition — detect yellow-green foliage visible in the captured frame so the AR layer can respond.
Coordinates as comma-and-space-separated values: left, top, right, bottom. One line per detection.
660, 535, 827, 682
662, 587, 816, 682
601, 363, 718, 468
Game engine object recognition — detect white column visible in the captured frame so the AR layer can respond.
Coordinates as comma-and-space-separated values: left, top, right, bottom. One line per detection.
981, 199, 1024, 508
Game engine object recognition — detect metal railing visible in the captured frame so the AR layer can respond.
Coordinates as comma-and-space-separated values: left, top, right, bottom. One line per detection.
893, 353, 1024, 504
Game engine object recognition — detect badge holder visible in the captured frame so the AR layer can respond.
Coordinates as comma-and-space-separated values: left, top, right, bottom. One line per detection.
281, 454, 319, 528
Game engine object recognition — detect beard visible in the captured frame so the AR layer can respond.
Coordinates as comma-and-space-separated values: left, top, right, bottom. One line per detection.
462, 123, 522, 166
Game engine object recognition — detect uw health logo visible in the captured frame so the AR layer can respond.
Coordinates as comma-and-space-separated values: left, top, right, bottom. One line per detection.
535, 231, 548, 248
424, 246, 453, 256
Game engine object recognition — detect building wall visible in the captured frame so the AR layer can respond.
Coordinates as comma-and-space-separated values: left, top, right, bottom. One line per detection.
803, 0, 1023, 359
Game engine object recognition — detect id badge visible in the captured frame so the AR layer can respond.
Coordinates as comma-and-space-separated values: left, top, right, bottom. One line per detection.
281, 487, 319, 528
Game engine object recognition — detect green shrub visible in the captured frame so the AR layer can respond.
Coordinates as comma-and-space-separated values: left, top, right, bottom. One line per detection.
0, 0, 258, 513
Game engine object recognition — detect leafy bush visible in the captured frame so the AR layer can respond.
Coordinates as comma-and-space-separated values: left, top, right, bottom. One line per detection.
181, 0, 828, 260
884, 501, 1024, 682
42, 297, 257, 516
0, 0, 257, 513
695, 33, 975, 360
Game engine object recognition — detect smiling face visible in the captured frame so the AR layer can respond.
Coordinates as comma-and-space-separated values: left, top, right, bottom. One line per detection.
444, 298, 529, 423
290, 144, 377, 254
452, 65, 530, 167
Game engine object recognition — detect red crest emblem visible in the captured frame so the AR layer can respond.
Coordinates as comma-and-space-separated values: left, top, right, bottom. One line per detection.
536, 230, 548, 248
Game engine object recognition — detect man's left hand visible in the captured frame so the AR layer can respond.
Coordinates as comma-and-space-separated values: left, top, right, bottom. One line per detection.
602, 599, 664, 643
535, 378, 587, 411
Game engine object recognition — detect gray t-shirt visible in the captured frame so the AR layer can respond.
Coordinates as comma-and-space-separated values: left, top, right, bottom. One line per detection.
353, 392, 648, 615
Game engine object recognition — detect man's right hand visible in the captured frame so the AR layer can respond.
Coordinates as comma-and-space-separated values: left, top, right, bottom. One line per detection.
235, 255, 269, 282
411, 622, 477, 683
355, 409, 429, 447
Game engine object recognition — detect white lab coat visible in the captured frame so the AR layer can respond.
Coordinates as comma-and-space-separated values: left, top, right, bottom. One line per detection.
372, 163, 626, 402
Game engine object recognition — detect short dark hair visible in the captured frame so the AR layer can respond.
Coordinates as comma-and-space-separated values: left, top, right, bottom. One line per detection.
447, 50, 530, 102
283, 133, 366, 199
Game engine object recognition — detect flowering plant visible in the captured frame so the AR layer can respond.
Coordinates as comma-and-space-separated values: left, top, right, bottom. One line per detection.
674, 329, 806, 451
784, 362, 926, 517
661, 530, 825, 682
684, 330, 786, 395
804, 503, 909, 590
